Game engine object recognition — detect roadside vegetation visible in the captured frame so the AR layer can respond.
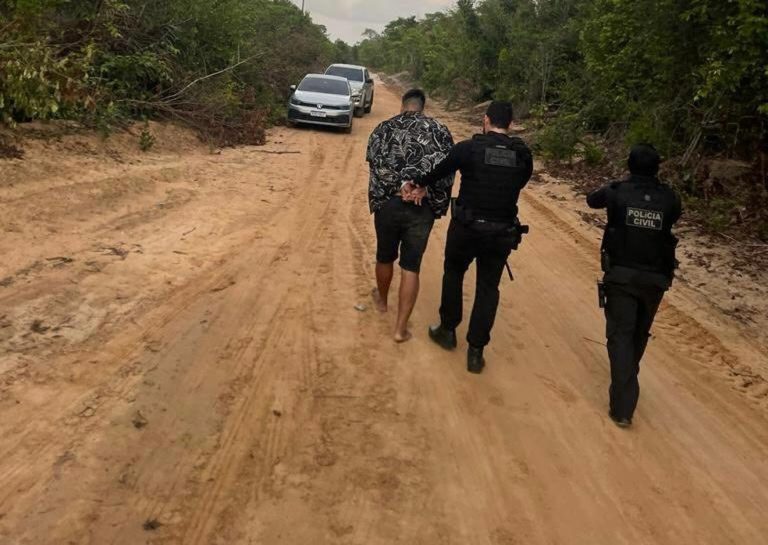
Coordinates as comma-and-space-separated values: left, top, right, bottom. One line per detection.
356, 0, 768, 240
0, 0, 348, 145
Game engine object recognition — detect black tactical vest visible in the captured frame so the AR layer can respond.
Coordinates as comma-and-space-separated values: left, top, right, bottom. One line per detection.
603, 177, 679, 276
457, 133, 532, 223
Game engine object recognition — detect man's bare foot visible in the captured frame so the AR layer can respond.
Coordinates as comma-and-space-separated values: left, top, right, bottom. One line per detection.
394, 330, 413, 343
371, 288, 388, 313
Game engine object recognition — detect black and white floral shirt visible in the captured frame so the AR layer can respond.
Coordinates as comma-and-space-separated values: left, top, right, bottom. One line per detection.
366, 112, 455, 217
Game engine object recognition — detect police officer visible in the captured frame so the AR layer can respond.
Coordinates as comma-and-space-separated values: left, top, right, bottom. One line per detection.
587, 144, 682, 428
405, 101, 533, 373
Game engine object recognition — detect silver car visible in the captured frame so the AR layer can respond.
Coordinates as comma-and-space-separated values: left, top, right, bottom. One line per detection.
287, 74, 354, 132
325, 64, 374, 117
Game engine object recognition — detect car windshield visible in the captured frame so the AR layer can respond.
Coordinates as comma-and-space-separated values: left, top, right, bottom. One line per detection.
298, 77, 350, 96
325, 66, 364, 82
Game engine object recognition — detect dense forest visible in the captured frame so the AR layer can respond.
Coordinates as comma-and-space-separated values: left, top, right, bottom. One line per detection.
357, 0, 767, 237
0, 0, 345, 144
1, 0, 766, 236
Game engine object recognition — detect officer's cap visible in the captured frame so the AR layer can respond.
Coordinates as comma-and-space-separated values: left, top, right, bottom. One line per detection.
628, 144, 661, 176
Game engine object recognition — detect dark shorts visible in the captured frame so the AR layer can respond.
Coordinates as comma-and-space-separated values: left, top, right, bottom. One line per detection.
374, 197, 435, 273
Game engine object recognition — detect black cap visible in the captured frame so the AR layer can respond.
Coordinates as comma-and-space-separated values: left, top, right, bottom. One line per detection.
628, 144, 661, 176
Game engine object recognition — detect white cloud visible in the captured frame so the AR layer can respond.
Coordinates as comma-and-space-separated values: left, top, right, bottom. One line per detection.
289, 0, 456, 43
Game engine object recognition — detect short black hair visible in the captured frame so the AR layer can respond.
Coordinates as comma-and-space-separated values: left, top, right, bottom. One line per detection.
402, 89, 426, 111
628, 143, 661, 176
486, 101, 513, 129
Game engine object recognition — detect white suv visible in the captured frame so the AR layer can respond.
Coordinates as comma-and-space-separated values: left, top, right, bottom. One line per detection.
325, 64, 374, 117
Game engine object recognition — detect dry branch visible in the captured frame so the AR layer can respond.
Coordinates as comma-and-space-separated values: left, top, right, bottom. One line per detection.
160, 54, 264, 103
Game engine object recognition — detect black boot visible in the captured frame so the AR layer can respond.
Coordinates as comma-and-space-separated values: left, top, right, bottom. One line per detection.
609, 411, 632, 429
467, 346, 485, 374
428, 324, 457, 351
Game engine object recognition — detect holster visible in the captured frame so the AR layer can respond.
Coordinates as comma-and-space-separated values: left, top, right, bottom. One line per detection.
508, 219, 529, 250
597, 281, 607, 309
451, 198, 474, 225
451, 199, 529, 250
601, 249, 611, 273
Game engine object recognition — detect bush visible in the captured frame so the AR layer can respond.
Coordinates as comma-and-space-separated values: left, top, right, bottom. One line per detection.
139, 125, 156, 152
536, 115, 582, 162
580, 140, 605, 166
625, 113, 677, 157
0, 43, 78, 125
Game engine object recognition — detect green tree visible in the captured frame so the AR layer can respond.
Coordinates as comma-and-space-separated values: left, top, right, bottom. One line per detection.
0, 0, 346, 139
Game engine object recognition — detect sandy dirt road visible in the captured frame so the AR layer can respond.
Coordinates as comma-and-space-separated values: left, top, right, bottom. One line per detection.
1, 80, 767, 545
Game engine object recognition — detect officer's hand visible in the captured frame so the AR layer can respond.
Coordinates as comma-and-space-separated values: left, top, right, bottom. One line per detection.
410, 186, 427, 206
401, 181, 416, 201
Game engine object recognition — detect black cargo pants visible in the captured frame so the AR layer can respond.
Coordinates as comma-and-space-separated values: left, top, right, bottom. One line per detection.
604, 282, 665, 420
439, 219, 516, 348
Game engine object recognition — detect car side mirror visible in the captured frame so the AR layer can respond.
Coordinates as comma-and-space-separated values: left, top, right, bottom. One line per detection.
289, 85, 297, 93
366, 78, 374, 85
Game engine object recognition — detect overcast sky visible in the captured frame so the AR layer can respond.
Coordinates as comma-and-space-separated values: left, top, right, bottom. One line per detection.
289, 0, 456, 44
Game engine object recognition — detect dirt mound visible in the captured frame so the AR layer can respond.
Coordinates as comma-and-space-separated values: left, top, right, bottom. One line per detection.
379, 71, 416, 93
2, 120, 205, 164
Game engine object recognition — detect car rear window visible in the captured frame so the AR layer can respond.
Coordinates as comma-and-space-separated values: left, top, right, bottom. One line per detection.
298, 77, 350, 96
325, 66, 364, 82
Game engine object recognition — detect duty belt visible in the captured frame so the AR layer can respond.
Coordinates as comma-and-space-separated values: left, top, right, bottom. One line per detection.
468, 219, 517, 235
472, 219, 514, 230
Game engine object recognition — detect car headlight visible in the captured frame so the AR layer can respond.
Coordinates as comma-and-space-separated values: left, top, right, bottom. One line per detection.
290, 97, 301, 105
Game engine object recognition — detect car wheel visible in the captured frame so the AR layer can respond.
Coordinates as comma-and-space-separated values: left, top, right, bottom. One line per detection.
344, 124, 353, 134
354, 106, 365, 118
365, 93, 374, 114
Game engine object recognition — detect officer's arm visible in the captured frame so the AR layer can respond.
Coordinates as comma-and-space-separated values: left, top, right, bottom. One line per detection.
520, 151, 534, 188
586, 185, 610, 209
671, 192, 683, 224
415, 141, 469, 188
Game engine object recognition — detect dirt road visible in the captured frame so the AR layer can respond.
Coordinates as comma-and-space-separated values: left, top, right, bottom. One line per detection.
1, 81, 767, 545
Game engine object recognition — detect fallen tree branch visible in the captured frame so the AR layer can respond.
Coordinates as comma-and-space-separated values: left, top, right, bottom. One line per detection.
684, 218, 768, 248
681, 129, 702, 167
0, 41, 39, 50
161, 54, 263, 103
